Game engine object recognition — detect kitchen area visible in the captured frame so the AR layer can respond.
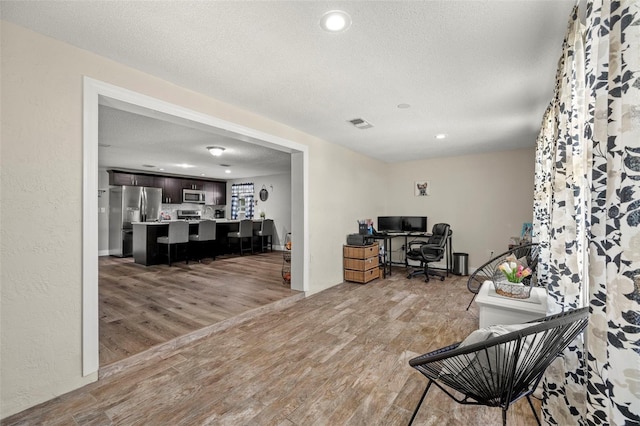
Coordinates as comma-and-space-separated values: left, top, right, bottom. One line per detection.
97, 167, 296, 368
104, 169, 278, 264
87, 99, 299, 370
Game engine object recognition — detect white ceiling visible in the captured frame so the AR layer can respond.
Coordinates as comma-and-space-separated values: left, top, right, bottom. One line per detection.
97, 99, 293, 179
2, 0, 575, 177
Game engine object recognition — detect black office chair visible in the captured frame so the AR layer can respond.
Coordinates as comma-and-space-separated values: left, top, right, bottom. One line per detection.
408, 307, 589, 426
406, 223, 450, 282
466, 243, 539, 310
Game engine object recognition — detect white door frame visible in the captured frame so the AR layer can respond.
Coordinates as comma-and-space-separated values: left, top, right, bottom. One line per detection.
82, 77, 309, 376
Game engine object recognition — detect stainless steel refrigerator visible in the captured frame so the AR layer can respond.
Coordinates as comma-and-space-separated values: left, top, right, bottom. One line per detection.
109, 186, 162, 257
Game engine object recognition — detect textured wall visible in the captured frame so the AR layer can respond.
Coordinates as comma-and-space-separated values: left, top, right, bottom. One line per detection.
385, 148, 536, 269
1, 19, 535, 419
0, 22, 384, 418
1, 21, 95, 418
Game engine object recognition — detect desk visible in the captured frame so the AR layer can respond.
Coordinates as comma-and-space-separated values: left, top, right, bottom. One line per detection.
475, 281, 548, 328
372, 232, 452, 277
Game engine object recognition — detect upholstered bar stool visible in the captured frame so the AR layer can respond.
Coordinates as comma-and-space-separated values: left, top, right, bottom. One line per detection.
227, 219, 253, 255
189, 220, 216, 261
254, 219, 274, 252
157, 221, 189, 266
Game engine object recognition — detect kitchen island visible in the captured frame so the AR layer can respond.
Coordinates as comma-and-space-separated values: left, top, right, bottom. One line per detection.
132, 219, 265, 266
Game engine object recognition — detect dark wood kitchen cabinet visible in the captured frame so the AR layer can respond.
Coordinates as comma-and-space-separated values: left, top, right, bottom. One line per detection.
107, 169, 227, 205
159, 177, 185, 204
184, 180, 205, 190
204, 181, 226, 205
108, 170, 156, 187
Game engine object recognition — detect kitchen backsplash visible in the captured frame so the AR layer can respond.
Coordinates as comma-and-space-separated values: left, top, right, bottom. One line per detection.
160, 204, 222, 220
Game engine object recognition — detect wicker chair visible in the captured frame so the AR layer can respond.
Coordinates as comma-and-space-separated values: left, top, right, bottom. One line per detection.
466, 243, 539, 310
408, 307, 589, 426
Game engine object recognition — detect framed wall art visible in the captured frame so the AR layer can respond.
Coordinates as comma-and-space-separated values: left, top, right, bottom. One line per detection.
415, 180, 430, 196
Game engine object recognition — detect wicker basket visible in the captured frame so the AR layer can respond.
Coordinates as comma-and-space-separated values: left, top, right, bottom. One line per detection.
493, 279, 532, 299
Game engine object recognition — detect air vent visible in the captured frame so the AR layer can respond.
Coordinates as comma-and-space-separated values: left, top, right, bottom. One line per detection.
142, 164, 156, 168
219, 164, 231, 167
348, 118, 373, 129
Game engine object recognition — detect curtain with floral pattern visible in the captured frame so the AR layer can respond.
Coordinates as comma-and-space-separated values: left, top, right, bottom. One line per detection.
533, 1, 640, 424
534, 7, 589, 423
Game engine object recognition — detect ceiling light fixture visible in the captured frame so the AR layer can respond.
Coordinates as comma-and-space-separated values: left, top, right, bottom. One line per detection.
207, 146, 226, 156
435, 133, 447, 139
225, 169, 231, 174
320, 10, 352, 33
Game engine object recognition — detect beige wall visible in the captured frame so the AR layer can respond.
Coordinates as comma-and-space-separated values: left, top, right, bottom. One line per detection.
1, 21, 535, 418
0, 22, 384, 418
228, 173, 293, 248
385, 148, 536, 270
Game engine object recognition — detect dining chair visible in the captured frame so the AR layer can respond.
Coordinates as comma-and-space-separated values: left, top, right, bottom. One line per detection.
227, 219, 254, 255
156, 221, 189, 266
188, 220, 216, 261
254, 219, 274, 252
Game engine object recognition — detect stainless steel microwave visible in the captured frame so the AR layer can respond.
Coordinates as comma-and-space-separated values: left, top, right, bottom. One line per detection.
182, 189, 206, 204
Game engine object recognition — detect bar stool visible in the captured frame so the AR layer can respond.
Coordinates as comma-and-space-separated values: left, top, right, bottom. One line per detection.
189, 220, 216, 261
157, 221, 189, 266
227, 219, 253, 255
254, 219, 274, 252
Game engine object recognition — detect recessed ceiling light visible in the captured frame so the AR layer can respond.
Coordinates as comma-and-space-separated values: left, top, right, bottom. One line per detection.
200, 173, 206, 176
158, 168, 165, 171
397, 103, 411, 109
435, 133, 447, 139
320, 10, 351, 33
177, 163, 195, 168
225, 169, 231, 174
207, 146, 226, 156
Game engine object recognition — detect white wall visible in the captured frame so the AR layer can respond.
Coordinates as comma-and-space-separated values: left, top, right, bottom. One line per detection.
227, 173, 292, 248
1, 20, 535, 419
1, 22, 383, 418
385, 148, 536, 270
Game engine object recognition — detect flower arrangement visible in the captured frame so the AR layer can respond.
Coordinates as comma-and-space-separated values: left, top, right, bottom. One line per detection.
498, 260, 532, 283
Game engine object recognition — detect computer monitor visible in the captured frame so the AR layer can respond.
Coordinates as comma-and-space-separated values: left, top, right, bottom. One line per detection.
402, 216, 428, 233
377, 216, 403, 232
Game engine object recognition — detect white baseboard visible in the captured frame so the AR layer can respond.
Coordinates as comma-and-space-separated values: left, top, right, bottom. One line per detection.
99, 250, 110, 257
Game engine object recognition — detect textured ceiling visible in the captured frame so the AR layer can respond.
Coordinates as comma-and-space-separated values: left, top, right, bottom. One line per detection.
2, 0, 575, 176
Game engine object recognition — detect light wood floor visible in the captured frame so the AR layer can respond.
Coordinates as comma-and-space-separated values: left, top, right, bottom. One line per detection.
99, 252, 300, 367
4, 268, 541, 425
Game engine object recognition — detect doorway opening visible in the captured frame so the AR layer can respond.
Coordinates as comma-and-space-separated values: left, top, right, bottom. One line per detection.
83, 77, 308, 377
